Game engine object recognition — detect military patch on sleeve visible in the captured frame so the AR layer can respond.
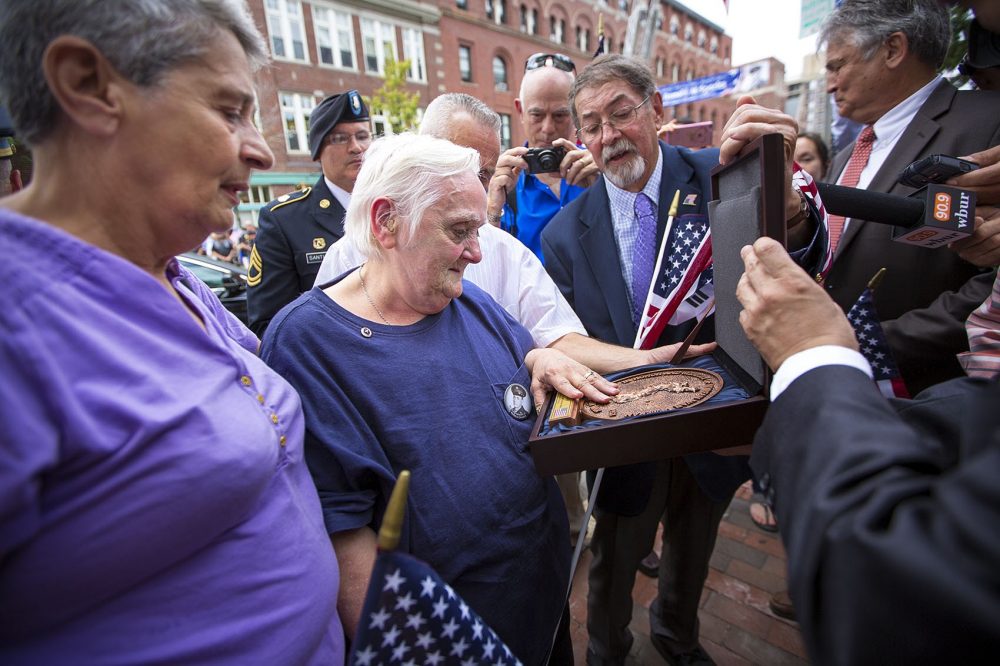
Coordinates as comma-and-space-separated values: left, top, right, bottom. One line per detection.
269, 186, 312, 212
247, 245, 262, 287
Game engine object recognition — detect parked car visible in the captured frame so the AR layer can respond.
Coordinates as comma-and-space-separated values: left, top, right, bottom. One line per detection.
177, 252, 248, 325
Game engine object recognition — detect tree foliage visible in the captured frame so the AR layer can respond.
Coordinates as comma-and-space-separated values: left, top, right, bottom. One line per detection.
368, 58, 420, 134
942, 6, 972, 86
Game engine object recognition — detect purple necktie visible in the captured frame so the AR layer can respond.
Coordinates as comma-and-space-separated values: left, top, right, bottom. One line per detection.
632, 193, 657, 325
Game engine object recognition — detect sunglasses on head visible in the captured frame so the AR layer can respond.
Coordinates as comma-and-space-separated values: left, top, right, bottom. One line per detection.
524, 53, 576, 73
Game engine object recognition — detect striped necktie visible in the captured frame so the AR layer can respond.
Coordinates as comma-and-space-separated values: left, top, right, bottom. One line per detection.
828, 125, 876, 253
632, 193, 657, 325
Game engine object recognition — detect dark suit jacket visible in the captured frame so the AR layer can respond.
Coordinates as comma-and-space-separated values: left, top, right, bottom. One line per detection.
247, 177, 346, 336
541, 142, 749, 515
751, 365, 1000, 665
825, 80, 1000, 391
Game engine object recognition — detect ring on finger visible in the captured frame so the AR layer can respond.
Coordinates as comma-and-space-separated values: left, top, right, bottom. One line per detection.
583, 369, 595, 381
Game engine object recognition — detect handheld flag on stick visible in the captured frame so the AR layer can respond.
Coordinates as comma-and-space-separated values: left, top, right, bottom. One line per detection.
348, 472, 522, 666
593, 14, 606, 57
635, 190, 715, 350
846, 268, 910, 399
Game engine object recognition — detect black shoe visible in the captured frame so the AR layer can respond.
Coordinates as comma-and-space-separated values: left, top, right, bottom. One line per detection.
637, 550, 659, 577
650, 639, 715, 666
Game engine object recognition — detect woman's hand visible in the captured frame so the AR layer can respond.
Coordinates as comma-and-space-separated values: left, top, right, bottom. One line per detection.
525, 348, 619, 412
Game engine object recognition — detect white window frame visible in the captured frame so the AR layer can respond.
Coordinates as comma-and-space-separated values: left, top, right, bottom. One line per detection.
313, 4, 357, 71
549, 16, 564, 44
264, 0, 309, 63
402, 27, 427, 83
361, 17, 398, 76
459, 44, 473, 82
280, 91, 319, 153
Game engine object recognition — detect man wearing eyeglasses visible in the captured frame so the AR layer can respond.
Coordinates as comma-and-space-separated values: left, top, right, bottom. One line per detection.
487, 53, 599, 262
542, 55, 814, 666
248, 90, 372, 335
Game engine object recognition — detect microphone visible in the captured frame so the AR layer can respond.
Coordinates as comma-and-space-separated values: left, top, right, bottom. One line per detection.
815, 182, 976, 248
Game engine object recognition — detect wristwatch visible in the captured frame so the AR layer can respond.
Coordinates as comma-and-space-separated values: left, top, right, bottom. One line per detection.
786, 187, 809, 227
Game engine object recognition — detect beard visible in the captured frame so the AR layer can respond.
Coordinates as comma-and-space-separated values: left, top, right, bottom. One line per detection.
601, 137, 646, 189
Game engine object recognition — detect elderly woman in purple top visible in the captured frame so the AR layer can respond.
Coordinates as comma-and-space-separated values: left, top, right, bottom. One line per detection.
0, 1, 343, 663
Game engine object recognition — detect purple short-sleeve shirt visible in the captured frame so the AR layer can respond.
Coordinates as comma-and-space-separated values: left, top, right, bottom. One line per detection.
0, 209, 344, 664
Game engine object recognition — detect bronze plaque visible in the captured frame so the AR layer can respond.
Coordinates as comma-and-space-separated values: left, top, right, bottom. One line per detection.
581, 368, 724, 421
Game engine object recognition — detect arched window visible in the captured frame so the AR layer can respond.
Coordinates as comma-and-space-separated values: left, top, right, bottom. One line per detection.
577, 25, 590, 53
493, 55, 508, 91
656, 56, 665, 78
670, 16, 679, 35
684, 24, 693, 42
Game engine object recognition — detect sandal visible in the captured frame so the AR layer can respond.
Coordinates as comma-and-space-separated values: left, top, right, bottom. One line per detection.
749, 496, 779, 533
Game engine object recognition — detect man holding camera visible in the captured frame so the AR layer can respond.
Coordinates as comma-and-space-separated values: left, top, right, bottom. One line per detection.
487, 53, 599, 261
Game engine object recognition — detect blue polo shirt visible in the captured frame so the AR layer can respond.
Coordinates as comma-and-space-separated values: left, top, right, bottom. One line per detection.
501, 170, 586, 263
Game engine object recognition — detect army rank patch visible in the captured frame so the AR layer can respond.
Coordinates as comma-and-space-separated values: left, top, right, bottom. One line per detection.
247, 245, 263, 287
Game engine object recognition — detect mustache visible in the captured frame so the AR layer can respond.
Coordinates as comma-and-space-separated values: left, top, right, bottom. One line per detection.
601, 138, 636, 163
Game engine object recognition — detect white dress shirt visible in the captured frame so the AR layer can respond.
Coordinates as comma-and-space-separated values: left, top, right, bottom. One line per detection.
313, 222, 587, 348
323, 176, 352, 212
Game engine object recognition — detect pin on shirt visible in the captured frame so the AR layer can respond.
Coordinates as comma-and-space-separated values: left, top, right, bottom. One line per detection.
503, 383, 532, 420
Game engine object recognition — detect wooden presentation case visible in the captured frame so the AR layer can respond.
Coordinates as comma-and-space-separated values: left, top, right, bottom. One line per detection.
529, 134, 788, 476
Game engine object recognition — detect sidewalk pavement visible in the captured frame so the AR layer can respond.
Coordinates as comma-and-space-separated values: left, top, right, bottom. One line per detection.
567, 481, 810, 665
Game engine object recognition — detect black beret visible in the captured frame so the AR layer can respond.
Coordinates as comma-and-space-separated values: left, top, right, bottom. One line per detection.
308, 90, 370, 160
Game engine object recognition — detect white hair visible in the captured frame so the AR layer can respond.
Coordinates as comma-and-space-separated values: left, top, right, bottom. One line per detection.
344, 133, 480, 260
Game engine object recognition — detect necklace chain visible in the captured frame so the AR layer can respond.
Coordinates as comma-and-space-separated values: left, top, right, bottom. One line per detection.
359, 263, 391, 326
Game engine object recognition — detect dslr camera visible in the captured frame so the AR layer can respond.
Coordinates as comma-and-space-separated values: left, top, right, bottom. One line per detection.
523, 145, 567, 174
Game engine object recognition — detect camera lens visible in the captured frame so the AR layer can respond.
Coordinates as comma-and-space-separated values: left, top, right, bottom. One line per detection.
539, 150, 558, 170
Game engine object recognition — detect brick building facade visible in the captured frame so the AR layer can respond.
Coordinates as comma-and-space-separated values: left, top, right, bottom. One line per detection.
240, 0, 741, 223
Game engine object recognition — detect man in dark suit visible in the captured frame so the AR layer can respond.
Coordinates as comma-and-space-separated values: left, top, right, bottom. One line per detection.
247, 90, 371, 335
736, 235, 1000, 664
541, 54, 813, 665
820, 0, 1000, 392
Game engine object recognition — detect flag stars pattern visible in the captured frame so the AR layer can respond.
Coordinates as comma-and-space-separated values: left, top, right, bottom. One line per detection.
351, 552, 522, 666
846, 288, 909, 397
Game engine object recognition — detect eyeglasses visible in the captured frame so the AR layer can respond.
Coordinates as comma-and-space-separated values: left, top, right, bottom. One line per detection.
524, 53, 576, 73
575, 95, 651, 143
326, 130, 373, 146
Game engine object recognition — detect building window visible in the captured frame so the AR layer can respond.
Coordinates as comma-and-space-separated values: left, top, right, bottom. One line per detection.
685, 24, 693, 43
671, 62, 679, 82
371, 112, 395, 137
459, 44, 473, 82
238, 185, 273, 206
361, 18, 398, 76
280, 91, 318, 153
710, 37, 719, 55
265, 0, 308, 62
670, 16, 679, 35
313, 6, 355, 70
402, 27, 426, 82
493, 56, 508, 91
486, 0, 506, 25
698, 30, 706, 48
576, 26, 590, 53
500, 113, 512, 150
656, 56, 665, 78
550, 16, 564, 44
456, 0, 467, 7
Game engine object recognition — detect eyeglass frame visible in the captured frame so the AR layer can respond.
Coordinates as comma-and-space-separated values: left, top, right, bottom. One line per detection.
524, 52, 576, 73
575, 94, 652, 144
325, 129, 374, 146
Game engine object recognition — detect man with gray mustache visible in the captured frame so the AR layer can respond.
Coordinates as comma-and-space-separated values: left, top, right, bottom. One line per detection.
541, 55, 816, 666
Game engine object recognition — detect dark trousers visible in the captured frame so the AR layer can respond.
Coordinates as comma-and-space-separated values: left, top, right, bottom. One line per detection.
585, 458, 730, 664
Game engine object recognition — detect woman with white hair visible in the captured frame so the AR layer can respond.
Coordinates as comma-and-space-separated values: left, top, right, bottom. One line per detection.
261, 133, 604, 665
0, 1, 343, 662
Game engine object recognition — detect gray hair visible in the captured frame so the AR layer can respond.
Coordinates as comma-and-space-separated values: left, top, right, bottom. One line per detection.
0, 0, 268, 146
819, 0, 951, 69
420, 93, 501, 139
344, 133, 480, 260
569, 54, 656, 129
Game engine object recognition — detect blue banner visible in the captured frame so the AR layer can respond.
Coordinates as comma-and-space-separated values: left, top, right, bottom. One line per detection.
658, 69, 741, 107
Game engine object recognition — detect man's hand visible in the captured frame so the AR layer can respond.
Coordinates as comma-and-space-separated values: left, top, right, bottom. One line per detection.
486, 146, 529, 224
525, 347, 619, 412
553, 138, 598, 188
658, 119, 679, 139
720, 95, 801, 223
950, 205, 1000, 267
948, 144, 1000, 206
736, 237, 858, 371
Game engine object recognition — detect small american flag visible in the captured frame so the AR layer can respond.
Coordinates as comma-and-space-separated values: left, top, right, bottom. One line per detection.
349, 550, 521, 666
791, 164, 834, 278
636, 212, 714, 349
847, 287, 910, 399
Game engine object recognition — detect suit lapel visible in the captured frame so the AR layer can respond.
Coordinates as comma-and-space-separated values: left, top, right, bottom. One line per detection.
578, 178, 636, 345
836, 80, 953, 257
309, 177, 347, 240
